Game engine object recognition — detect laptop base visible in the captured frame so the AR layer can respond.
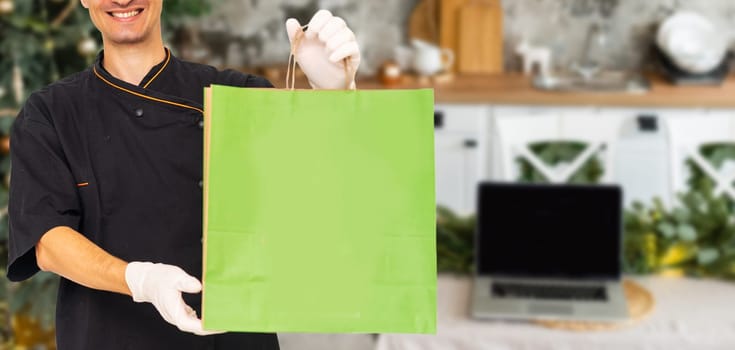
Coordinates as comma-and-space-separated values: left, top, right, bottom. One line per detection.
471, 276, 629, 322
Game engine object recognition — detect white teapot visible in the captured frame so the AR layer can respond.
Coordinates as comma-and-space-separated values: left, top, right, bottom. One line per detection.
411, 39, 455, 76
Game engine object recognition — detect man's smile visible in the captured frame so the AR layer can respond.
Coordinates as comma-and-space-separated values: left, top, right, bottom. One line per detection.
108, 8, 144, 20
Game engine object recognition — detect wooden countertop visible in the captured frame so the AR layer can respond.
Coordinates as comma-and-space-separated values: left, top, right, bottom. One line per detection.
352, 73, 735, 108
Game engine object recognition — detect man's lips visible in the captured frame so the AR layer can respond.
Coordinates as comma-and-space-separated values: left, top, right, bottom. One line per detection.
107, 8, 144, 20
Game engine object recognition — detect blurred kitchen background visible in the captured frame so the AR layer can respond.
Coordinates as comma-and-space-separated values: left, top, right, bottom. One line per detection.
177, 0, 735, 74
2, 0, 735, 349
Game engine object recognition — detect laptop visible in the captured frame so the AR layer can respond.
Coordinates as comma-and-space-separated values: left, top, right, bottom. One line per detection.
470, 182, 628, 321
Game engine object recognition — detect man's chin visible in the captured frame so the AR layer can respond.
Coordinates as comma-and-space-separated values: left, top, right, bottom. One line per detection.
106, 33, 149, 46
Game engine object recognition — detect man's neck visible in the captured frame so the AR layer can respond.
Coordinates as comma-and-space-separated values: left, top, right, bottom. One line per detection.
102, 38, 167, 86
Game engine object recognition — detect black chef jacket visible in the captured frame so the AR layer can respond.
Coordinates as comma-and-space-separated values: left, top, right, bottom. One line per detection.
8, 49, 280, 350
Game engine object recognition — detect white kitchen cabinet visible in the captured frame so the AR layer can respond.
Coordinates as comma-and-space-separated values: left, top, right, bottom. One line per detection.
489, 106, 625, 183
434, 133, 480, 215
605, 108, 683, 207
433, 104, 488, 215
431, 104, 723, 215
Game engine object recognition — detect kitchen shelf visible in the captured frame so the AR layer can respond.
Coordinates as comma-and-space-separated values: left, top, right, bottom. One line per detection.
353, 73, 735, 108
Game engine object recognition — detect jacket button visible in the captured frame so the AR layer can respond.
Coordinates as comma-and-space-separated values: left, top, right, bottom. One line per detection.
134, 108, 144, 118
198, 119, 204, 129
198, 180, 203, 188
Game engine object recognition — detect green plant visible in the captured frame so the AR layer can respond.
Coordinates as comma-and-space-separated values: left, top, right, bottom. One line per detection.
624, 184, 735, 280
687, 143, 735, 212
436, 207, 474, 274
0, 1, 98, 110
623, 143, 735, 280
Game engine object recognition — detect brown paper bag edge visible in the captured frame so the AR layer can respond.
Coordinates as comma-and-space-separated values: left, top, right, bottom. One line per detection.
201, 87, 212, 325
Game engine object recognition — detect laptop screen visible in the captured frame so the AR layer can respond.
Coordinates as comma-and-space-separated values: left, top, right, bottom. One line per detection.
476, 182, 622, 279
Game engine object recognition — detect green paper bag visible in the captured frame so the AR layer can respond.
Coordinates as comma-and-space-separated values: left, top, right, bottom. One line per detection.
202, 85, 436, 334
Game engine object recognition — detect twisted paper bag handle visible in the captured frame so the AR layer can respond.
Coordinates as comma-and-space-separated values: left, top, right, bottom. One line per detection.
286, 25, 353, 90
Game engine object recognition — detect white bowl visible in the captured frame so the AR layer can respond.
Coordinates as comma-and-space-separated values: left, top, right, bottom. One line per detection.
656, 11, 727, 74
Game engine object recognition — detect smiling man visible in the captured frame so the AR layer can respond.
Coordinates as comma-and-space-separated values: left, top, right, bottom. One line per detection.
6, 0, 360, 349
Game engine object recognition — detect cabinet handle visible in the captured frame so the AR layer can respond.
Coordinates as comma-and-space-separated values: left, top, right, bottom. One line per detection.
637, 114, 658, 132
463, 139, 478, 148
434, 110, 444, 129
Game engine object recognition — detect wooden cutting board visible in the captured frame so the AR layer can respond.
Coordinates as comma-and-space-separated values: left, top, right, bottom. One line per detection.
409, 0, 440, 43
439, 0, 467, 73
457, 0, 504, 74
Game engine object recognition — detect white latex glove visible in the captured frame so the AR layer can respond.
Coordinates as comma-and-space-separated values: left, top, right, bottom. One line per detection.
125, 262, 223, 336
286, 10, 361, 90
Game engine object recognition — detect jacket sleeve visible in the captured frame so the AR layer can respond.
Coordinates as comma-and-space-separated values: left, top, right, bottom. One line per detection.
216, 69, 274, 88
244, 74, 275, 88
7, 94, 81, 282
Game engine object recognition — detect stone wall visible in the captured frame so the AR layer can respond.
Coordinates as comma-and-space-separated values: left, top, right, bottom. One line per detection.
503, 0, 735, 71
188, 0, 420, 75
188, 0, 735, 75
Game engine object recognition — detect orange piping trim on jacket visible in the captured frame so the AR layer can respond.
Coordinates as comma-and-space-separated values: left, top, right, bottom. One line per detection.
77, 182, 89, 188
142, 49, 171, 89
93, 67, 204, 114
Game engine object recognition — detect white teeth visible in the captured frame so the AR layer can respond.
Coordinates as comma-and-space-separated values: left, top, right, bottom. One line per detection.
111, 10, 140, 18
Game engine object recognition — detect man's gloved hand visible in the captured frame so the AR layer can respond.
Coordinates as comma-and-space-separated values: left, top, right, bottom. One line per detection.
286, 10, 361, 90
125, 262, 223, 336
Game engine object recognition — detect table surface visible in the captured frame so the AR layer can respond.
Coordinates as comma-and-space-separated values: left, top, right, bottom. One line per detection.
376, 275, 735, 350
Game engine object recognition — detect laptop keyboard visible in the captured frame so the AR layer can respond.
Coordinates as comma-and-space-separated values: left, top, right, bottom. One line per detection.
492, 282, 608, 301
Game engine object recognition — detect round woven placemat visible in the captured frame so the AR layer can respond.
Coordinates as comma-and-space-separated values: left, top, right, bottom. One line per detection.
535, 279, 655, 331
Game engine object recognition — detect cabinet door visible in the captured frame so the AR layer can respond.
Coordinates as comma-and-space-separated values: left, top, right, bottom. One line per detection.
435, 133, 479, 216
434, 105, 486, 215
